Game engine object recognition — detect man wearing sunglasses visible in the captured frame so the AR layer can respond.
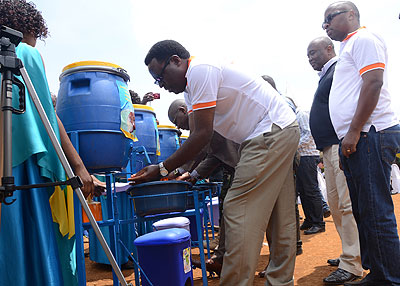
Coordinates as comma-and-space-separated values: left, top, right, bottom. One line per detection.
131, 40, 300, 286
323, 2, 400, 285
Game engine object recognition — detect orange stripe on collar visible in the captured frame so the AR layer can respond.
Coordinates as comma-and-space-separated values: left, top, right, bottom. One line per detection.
186, 56, 195, 87
342, 26, 366, 42
188, 56, 195, 67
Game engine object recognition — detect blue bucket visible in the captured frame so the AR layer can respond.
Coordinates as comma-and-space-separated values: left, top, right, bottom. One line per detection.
158, 125, 180, 162
57, 61, 133, 172
134, 228, 193, 286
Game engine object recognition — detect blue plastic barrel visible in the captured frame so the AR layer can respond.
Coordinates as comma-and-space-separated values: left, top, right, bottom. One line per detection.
180, 135, 188, 146
134, 228, 193, 286
125, 104, 159, 174
158, 125, 180, 162
57, 61, 133, 172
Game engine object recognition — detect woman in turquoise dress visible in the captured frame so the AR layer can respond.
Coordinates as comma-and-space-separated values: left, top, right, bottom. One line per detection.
0, 1, 95, 285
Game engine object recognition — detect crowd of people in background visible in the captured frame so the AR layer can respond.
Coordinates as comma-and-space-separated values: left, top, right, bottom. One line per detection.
0, 0, 399, 286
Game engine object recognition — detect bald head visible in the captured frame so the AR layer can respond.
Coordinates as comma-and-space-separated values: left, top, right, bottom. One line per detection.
327, 1, 360, 22
323, 1, 360, 41
307, 36, 336, 71
168, 99, 189, 130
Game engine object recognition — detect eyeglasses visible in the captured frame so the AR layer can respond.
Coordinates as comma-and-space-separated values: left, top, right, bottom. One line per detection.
154, 56, 172, 86
322, 10, 349, 29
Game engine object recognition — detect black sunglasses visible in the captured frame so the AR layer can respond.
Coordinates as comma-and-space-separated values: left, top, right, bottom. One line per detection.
154, 56, 173, 86
322, 10, 349, 29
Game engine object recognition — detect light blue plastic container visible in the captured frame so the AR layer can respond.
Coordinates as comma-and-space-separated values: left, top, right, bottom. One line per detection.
57, 61, 133, 172
158, 125, 180, 162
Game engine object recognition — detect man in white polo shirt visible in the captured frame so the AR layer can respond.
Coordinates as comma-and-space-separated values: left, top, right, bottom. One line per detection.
323, 2, 400, 285
130, 40, 299, 286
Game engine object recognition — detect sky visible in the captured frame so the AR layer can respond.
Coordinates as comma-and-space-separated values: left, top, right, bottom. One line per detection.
33, 0, 400, 126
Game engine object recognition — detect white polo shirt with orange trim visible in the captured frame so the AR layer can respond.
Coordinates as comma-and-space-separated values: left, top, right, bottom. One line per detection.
329, 27, 398, 139
184, 57, 296, 144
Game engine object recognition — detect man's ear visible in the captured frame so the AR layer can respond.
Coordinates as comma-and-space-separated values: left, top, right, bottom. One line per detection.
348, 10, 356, 22
179, 106, 187, 114
171, 55, 182, 66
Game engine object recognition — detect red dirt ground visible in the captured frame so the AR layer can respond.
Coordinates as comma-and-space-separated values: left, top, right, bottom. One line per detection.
86, 194, 400, 285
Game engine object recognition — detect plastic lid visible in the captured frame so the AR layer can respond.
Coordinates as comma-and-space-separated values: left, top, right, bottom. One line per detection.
157, 125, 178, 129
62, 61, 124, 72
153, 217, 190, 229
134, 228, 191, 246
133, 104, 156, 113
60, 60, 130, 82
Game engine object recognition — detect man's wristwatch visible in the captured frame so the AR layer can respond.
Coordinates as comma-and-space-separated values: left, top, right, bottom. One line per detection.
158, 162, 169, 177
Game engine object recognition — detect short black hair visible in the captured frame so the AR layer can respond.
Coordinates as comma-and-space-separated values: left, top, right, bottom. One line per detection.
129, 90, 141, 104
0, 0, 49, 40
144, 40, 190, 66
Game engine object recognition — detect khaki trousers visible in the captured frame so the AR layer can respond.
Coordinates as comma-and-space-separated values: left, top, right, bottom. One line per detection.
323, 145, 362, 276
220, 122, 299, 286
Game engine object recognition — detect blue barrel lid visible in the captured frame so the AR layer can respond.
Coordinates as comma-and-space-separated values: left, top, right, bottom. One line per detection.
134, 228, 191, 246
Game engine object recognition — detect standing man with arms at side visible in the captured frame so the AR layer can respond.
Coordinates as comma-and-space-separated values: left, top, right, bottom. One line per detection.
323, 2, 400, 285
130, 40, 300, 286
307, 36, 363, 285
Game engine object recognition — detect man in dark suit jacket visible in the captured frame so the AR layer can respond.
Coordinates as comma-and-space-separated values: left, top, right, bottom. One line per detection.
308, 36, 362, 285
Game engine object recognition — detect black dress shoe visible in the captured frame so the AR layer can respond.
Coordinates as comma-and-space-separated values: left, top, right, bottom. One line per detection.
324, 208, 332, 218
192, 258, 222, 276
323, 268, 361, 285
296, 246, 303, 255
343, 275, 393, 286
327, 258, 340, 266
304, 225, 325, 235
300, 221, 312, 230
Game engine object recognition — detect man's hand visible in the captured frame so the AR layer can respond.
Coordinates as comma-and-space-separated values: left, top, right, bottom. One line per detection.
341, 129, 360, 158
74, 164, 94, 198
176, 172, 198, 184
128, 164, 160, 185
176, 172, 191, 181
141, 92, 155, 105
91, 175, 106, 197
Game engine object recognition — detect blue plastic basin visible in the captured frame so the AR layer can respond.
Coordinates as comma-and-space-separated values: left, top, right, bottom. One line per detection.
128, 181, 192, 216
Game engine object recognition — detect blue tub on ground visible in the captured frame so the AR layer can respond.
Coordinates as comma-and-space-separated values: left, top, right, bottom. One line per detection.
134, 228, 193, 286
89, 183, 134, 265
158, 125, 180, 162
57, 61, 133, 172
153, 217, 190, 233
125, 104, 159, 174
128, 181, 191, 217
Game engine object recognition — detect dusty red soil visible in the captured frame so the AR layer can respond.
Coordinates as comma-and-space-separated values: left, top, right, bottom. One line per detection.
86, 194, 400, 285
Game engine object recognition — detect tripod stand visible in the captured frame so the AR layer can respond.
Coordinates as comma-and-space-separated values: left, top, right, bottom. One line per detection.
0, 25, 131, 286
